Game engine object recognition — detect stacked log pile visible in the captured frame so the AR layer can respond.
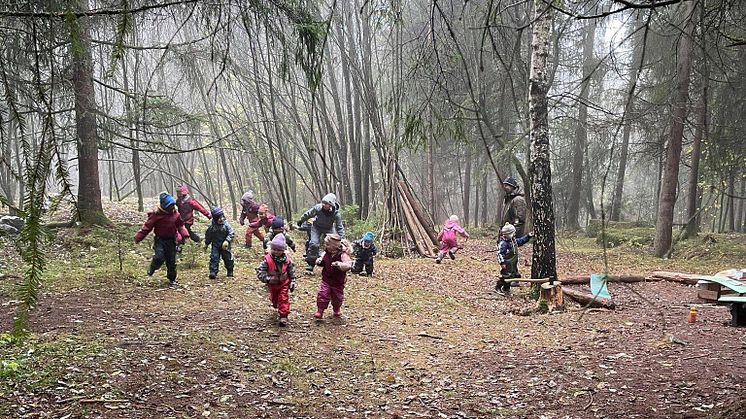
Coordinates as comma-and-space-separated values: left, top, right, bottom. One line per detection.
397, 181, 438, 258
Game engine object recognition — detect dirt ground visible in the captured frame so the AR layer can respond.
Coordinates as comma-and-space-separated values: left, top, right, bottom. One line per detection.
1, 219, 745, 418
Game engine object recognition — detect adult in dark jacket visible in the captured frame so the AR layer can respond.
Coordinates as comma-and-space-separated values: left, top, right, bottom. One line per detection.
135, 192, 189, 286
501, 176, 528, 237
204, 207, 235, 279
296, 193, 345, 272
176, 185, 211, 243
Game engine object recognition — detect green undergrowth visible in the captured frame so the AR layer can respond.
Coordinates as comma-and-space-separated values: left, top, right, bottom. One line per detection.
556, 231, 744, 274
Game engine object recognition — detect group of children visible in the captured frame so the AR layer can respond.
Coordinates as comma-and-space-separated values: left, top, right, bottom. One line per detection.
135, 184, 531, 326
134, 187, 377, 326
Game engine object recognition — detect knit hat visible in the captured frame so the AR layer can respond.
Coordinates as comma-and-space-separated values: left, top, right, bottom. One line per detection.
211, 207, 224, 219
502, 176, 519, 190
324, 233, 342, 249
321, 193, 337, 206
449, 215, 459, 222
258, 203, 269, 216
178, 185, 189, 195
501, 223, 516, 238
270, 234, 287, 250
159, 192, 176, 209
363, 231, 374, 242
271, 216, 285, 230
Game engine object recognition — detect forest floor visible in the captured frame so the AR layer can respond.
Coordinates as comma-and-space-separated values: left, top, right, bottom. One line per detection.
1, 203, 746, 418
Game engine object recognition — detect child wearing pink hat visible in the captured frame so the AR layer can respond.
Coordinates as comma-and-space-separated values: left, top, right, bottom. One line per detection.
256, 234, 297, 326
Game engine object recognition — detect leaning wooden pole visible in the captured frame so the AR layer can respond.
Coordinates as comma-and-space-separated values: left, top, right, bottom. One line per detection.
397, 183, 436, 257
398, 190, 429, 256
399, 180, 439, 246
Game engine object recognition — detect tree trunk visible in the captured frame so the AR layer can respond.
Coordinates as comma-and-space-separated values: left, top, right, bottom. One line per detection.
654, 0, 697, 257
528, 3, 558, 283
738, 179, 746, 233
72, 0, 107, 225
324, 51, 353, 204
121, 48, 143, 212
727, 173, 736, 232
610, 13, 646, 222
463, 147, 472, 226
480, 157, 489, 226
684, 74, 707, 238
540, 282, 565, 311
567, 18, 596, 229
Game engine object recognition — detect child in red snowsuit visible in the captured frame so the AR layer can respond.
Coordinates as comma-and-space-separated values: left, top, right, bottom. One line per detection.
239, 190, 260, 248
135, 192, 189, 286
436, 215, 470, 264
176, 185, 211, 244
313, 234, 353, 320
256, 234, 297, 326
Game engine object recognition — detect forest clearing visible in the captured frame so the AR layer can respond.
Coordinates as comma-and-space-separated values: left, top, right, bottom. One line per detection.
1, 203, 745, 418
2, 0, 746, 418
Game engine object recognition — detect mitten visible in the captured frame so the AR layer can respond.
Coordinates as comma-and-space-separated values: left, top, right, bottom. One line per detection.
222, 240, 229, 250
240, 219, 245, 226
289, 280, 296, 292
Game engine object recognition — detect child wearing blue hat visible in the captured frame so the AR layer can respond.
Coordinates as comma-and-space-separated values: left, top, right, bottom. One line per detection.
262, 216, 296, 253
351, 231, 378, 276
204, 207, 235, 279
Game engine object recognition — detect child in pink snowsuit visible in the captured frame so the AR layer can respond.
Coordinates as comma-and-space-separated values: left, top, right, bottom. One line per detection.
313, 234, 352, 320
436, 215, 469, 263
246, 203, 274, 247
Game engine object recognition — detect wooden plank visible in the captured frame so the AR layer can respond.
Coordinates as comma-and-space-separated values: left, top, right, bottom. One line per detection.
717, 295, 746, 303
697, 289, 720, 301
696, 275, 746, 294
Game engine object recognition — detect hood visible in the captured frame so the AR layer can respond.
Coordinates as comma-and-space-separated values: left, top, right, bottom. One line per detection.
444, 219, 460, 230
241, 191, 254, 203
321, 193, 338, 207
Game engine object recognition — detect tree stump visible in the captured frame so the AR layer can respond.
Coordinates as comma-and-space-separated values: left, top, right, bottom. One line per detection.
539, 282, 564, 311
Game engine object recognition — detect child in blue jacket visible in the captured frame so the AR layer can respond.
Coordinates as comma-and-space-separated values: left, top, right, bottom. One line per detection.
204, 207, 235, 279
351, 231, 378, 276
495, 223, 531, 296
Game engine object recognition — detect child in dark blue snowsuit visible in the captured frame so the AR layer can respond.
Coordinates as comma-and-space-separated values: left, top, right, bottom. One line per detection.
351, 231, 378, 276
495, 223, 531, 296
204, 207, 235, 279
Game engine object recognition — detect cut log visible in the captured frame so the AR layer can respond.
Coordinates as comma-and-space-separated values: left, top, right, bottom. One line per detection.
560, 275, 650, 285
513, 278, 552, 284
563, 287, 616, 309
539, 282, 564, 311
647, 270, 701, 285
398, 181, 439, 245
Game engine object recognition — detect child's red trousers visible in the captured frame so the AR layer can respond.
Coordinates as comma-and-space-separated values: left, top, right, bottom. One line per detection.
268, 279, 290, 317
